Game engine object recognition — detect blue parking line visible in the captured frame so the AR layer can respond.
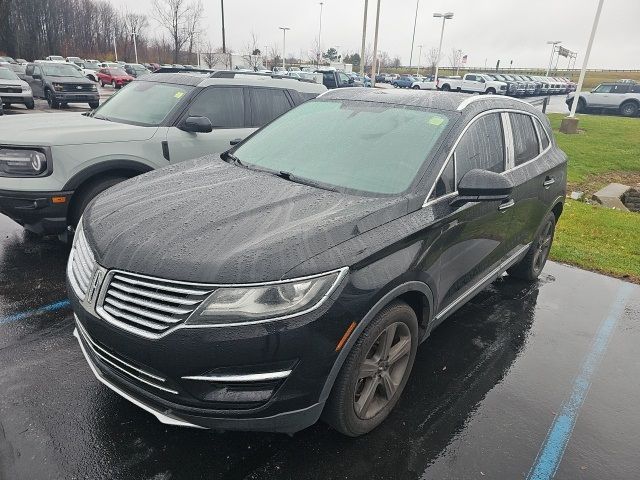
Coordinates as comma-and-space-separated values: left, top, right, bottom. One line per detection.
0, 299, 71, 326
527, 282, 634, 480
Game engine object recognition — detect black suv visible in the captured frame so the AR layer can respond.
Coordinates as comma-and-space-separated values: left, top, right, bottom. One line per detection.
24, 62, 99, 108
68, 90, 567, 436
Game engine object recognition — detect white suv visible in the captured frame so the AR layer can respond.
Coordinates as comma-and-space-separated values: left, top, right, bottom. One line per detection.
0, 71, 326, 237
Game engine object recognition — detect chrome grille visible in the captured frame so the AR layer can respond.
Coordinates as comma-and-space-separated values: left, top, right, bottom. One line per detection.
67, 228, 97, 300
98, 271, 215, 338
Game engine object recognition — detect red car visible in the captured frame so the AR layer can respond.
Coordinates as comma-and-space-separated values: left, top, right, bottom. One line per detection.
97, 67, 134, 89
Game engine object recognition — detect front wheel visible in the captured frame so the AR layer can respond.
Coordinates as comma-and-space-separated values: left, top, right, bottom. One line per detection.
323, 301, 418, 436
111, 80, 117, 89
68, 176, 129, 229
89, 101, 99, 109
45, 89, 59, 108
440, 84, 450, 91
508, 212, 556, 281
25, 99, 35, 109
486, 88, 496, 95
412, 85, 420, 90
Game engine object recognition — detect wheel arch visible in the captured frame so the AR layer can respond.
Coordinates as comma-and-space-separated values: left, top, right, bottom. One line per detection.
318, 281, 434, 404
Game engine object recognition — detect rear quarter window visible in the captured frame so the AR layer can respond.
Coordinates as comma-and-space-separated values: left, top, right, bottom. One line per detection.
509, 113, 539, 166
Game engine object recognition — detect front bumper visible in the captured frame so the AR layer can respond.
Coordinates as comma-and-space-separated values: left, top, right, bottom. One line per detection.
52, 91, 99, 103
69, 272, 358, 433
0, 189, 72, 234
0, 92, 33, 103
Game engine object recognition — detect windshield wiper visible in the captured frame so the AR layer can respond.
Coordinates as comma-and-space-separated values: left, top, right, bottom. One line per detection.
92, 114, 111, 122
221, 151, 245, 167
275, 171, 338, 192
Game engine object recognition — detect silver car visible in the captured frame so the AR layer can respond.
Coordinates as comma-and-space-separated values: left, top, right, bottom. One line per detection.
0, 66, 34, 109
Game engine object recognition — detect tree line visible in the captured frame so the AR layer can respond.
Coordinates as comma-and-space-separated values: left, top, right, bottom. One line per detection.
0, 0, 204, 64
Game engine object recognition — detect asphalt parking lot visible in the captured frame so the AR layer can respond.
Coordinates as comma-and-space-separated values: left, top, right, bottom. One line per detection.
0, 85, 114, 114
0, 213, 638, 480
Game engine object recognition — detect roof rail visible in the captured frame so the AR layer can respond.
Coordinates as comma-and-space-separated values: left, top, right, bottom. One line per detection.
209, 70, 317, 84
153, 67, 213, 74
456, 94, 533, 111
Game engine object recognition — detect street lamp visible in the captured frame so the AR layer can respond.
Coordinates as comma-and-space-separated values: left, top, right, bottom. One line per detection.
416, 44, 423, 75
131, 30, 139, 64
433, 12, 453, 84
279, 27, 290, 69
318, 2, 324, 66
409, 0, 420, 67
546, 40, 562, 76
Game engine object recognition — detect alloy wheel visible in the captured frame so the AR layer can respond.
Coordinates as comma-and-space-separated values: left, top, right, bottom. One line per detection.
353, 322, 411, 420
533, 219, 554, 274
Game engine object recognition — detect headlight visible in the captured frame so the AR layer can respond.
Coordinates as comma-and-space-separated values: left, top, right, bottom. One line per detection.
188, 268, 347, 325
0, 148, 48, 176
52, 82, 64, 91
90, 84, 97, 91
22, 86, 31, 92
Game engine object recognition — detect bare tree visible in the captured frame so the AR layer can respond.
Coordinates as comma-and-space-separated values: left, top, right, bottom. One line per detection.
243, 31, 261, 70
426, 47, 439, 75
152, 0, 195, 63
184, 0, 203, 65
201, 40, 218, 68
308, 39, 322, 66
448, 48, 463, 72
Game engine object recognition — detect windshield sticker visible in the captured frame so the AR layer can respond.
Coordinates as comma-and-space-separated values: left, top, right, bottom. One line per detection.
429, 116, 445, 126
174, 91, 185, 99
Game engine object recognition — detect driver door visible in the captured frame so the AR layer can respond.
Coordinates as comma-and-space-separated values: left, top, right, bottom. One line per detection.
26, 65, 44, 98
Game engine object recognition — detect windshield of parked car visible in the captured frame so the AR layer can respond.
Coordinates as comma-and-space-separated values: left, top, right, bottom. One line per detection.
84, 61, 100, 70
107, 68, 128, 76
233, 100, 451, 195
41, 63, 84, 77
0, 68, 19, 80
91, 80, 193, 126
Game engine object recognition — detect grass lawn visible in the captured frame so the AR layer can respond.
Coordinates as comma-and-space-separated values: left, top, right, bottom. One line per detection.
547, 113, 640, 283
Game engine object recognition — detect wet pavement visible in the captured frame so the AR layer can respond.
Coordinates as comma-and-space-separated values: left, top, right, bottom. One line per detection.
0, 213, 638, 480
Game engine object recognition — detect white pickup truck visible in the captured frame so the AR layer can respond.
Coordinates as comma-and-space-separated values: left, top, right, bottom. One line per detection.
438, 73, 508, 95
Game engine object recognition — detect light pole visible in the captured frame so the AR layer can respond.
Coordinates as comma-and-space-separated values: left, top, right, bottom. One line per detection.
409, 0, 420, 67
113, 34, 118, 62
370, 0, 381, 87
545, 40, 561, 76
279, 27, 290, 69
564, 0, 605, 127
221, 0, 226, 53
433, 12, 453, 84
359, 0, 368, 76
318, 2, 324, 66
131, 31, 139, 64
416, 44, 423, 76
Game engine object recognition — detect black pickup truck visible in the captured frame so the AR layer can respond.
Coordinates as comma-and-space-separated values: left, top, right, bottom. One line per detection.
315, 69, 359, 89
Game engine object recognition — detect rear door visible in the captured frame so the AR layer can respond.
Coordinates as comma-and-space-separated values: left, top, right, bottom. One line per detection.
425, 112, 518, 315
503, 112, 559, 250
165, 85, 253, 163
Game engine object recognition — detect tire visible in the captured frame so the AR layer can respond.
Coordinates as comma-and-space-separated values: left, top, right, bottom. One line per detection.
68, 176, 129, 228
619, 101, 639, 117
323, 300, 419, 437
89, 101, 99, 109
486, 88, 496, 95
112, 80, 117, 89
508, 212, 556, 281
45, 89, 59, 109
25, 99, 35, 109
100, 80, 105, 87
412, 85, 420, 90
440, 84, 450, 91
576, 98, 587, 113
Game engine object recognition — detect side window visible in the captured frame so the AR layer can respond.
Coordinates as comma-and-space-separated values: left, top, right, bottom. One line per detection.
288, 90, 319, 105
612, 84, 629, 94
187, 87, 245, 128
510, 113, 539, 166
430, 157, 455, 200
631, 84, 640, 94
249, 87, 292, 126
338, 72, 350, 86
323, 72, 337, 89
594, 84, 613, 93
25, 65, 33, 76
455, 113, 505, 180
466, 74, 476, 81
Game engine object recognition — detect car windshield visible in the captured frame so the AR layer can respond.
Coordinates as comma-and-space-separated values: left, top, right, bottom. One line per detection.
84, 61, 100, 69
0, 68, 19, 80
108, 68, 128, 75
233, 100, 451, 195
91, 80, 193, 126
41, 63, 84, 77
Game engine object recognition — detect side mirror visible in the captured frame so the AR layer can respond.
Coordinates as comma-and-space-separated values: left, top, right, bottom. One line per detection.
180, 116, 213, 133
451, 169, 513, 207
229, 138, 243, 146
348, 77, 354, 84
32, 74, 41, 80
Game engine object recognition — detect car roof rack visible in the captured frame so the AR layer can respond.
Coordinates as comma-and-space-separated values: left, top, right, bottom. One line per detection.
153, 67, 213, 74
208, 70, 317, 84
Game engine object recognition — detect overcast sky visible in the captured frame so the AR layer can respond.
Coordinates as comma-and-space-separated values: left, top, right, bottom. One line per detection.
110, 0, 639, 69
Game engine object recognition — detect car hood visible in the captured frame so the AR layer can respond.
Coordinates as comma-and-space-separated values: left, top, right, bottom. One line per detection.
46, 75, 94, 84
0, 113, 158, 146
0, 78, 28, 88
83, 157, 407, 284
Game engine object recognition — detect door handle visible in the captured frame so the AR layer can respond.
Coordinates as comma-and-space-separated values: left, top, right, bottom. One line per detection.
498, 199, 515, 211
543, 177, 555, 188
